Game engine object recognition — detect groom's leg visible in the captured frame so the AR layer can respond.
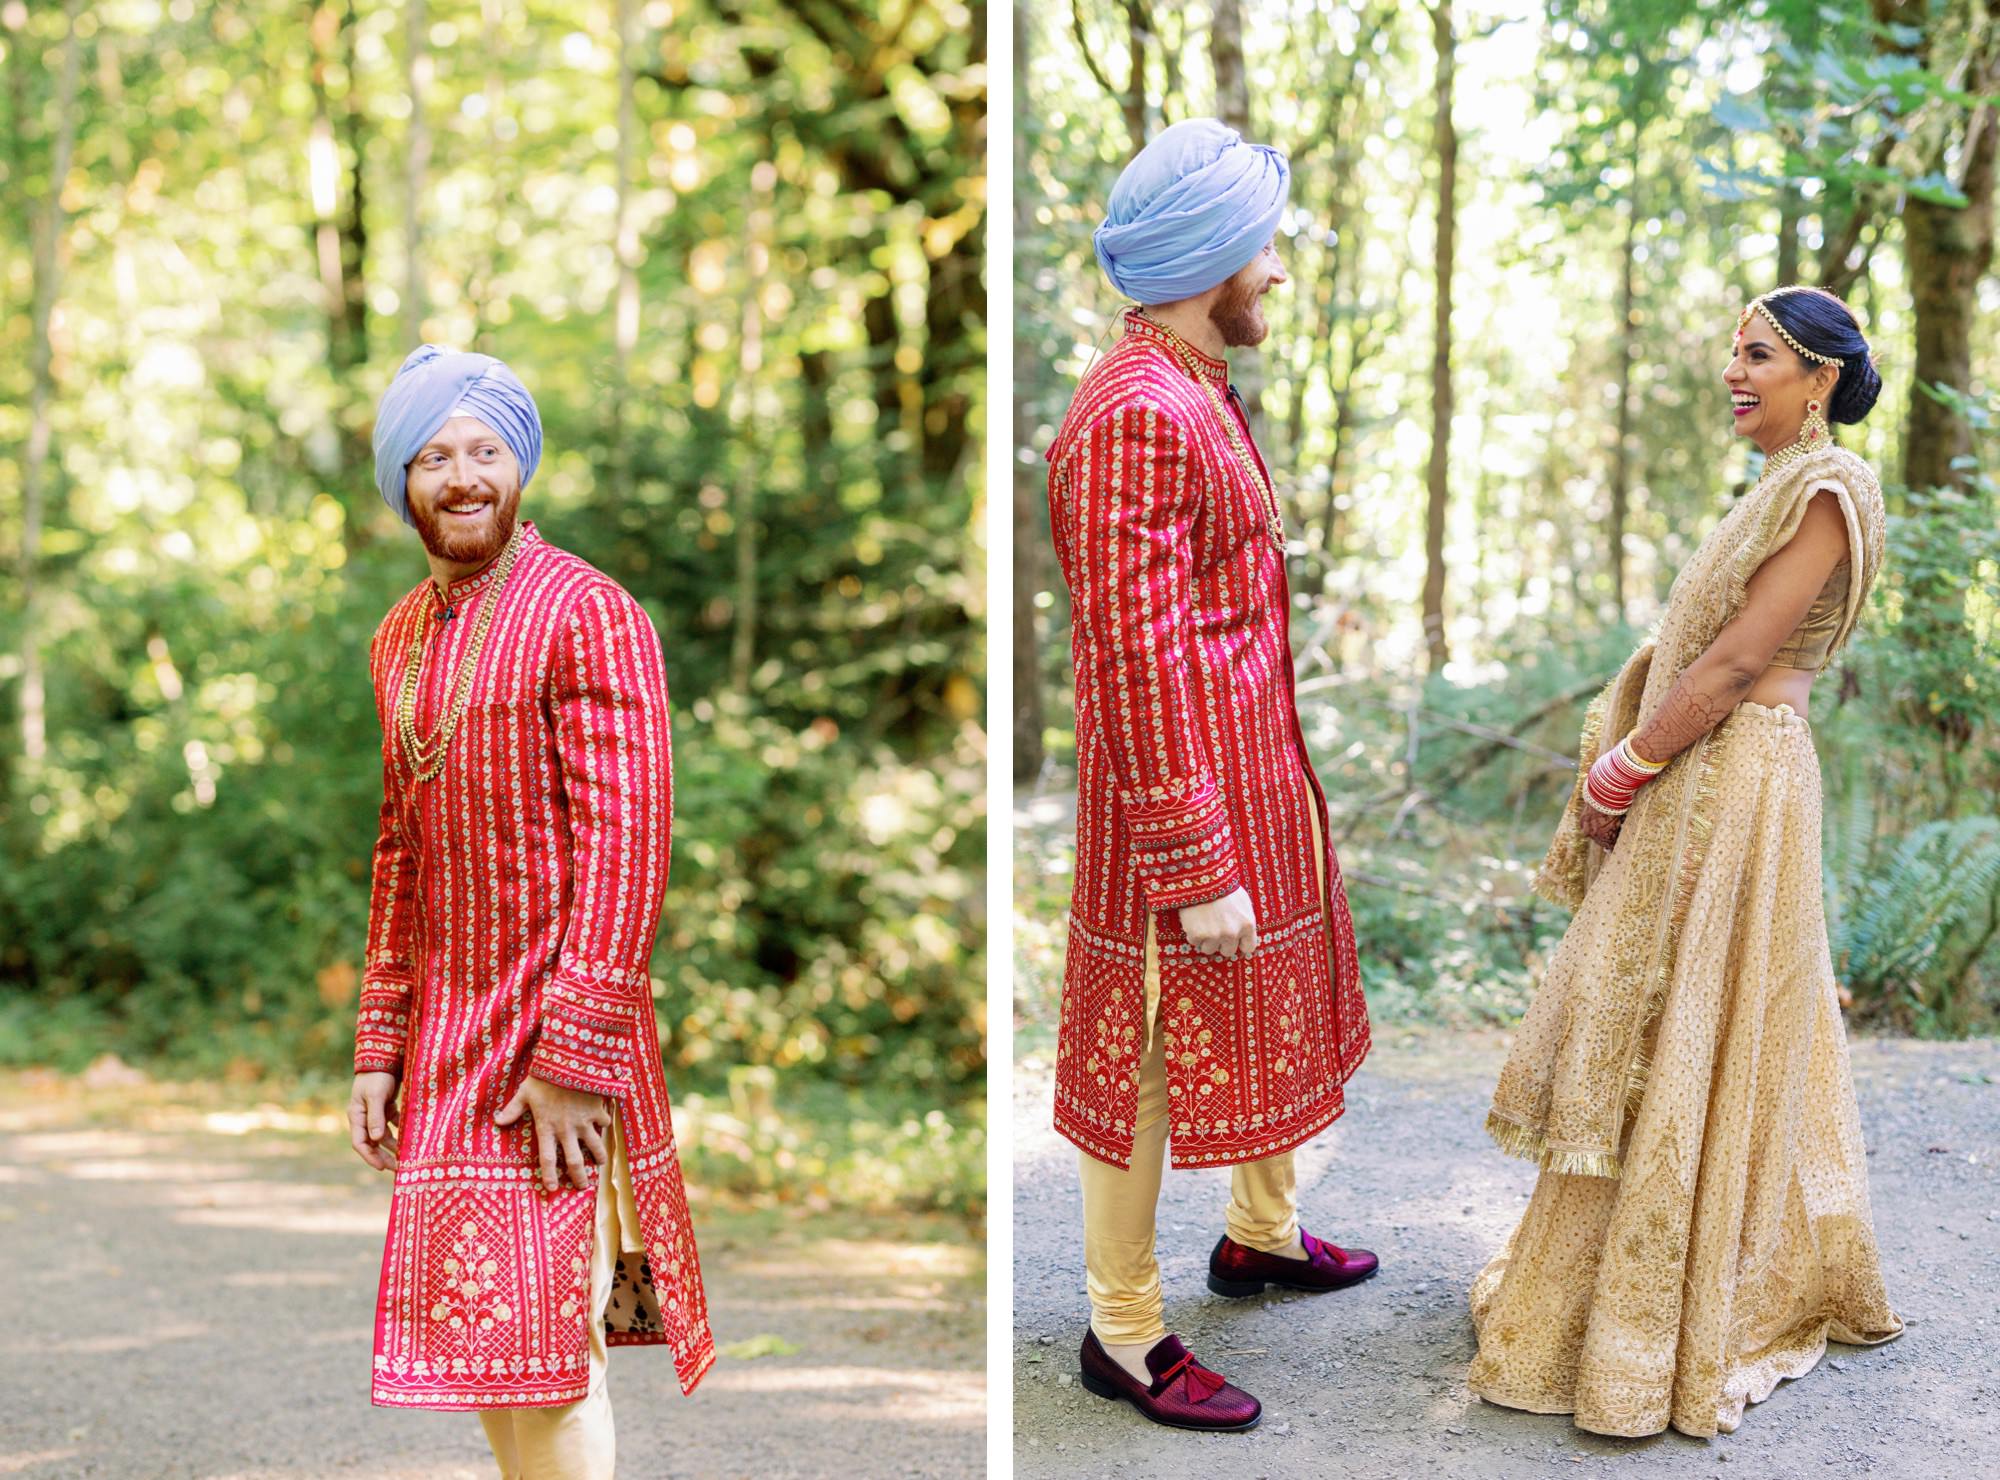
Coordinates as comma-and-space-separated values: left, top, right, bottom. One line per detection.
1078, 916, 1172, 1381
1223, 773, 1330, 1261
1226, 1151, 1305, 1258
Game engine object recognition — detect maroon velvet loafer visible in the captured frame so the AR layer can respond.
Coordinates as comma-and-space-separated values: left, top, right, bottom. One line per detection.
1206, 1227, 1380, 1297
1077, 1330, 1263, 1432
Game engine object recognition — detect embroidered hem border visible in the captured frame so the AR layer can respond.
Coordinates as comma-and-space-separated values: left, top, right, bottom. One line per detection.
373, 1380, 590, 1411
1056, 902, 1368, 1171
1481, 1107, 1623, 1180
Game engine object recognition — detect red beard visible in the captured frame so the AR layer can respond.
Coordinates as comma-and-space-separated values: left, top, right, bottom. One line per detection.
1209, 274, 1270, 348
410, 485, 521, 568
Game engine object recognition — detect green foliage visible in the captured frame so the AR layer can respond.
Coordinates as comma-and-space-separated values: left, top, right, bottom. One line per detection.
1018, 3, 2000, 1040
0, 0, 988, 1193
1829, 815, 2000, 1035
678, 1076, 986, 1219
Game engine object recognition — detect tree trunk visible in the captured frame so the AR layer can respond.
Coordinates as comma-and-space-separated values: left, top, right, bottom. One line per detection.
1320, 251, 1381, 561
798, 348, 837, 503
731, 159, 775, 697
1422, 2, 1456, 675
1208, 0, 1265, 425
1900, 39, 1997, 494
18, 0, 84, 770
864, 291, 902, 431
921, 234, 979, 483
306, 2, 374, 544
1014, 2, 1047, 781
307, 4, 362, 373
402, 0, 429, 348
1777, 183, 1801, 287
466, 0, 509, 354
1609, 137, 1639, 623
1211, 0, 1248, 134
333, 4, 369, 372
611, 0, 640, 500
1072, 0, 1146, 156
1120, 0, 1147, 149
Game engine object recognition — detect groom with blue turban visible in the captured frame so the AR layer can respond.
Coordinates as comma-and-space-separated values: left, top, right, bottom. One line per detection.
348, 345, 714, 1478
1045, 120, 1377, 1433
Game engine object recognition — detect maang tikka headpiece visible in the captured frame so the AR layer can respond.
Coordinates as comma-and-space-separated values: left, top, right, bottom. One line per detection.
1734, 285, 1847, 368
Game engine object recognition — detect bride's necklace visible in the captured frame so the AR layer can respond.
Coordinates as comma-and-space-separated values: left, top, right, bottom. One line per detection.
1134, 310, 1286, 551
1755, 399, 1832, 486
395, 521, 525, 781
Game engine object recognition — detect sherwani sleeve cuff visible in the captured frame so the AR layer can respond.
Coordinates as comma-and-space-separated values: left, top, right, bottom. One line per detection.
1125, 778, 1243, 911
354, 972, 414, 1075
527, 975, 638, 1096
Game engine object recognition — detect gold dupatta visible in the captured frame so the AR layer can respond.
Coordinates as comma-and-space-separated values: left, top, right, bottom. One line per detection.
1486, 445, 1887, 1178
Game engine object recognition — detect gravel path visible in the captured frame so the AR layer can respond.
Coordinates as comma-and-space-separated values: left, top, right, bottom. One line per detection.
0, 1074, 983, 1480
1013, 1030, 2000, 1478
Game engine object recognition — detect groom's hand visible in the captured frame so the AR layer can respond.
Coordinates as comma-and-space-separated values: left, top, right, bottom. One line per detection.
347, 1071, 402, 1173
495, 1075, 613, 1192
1179, 887, 1259, 960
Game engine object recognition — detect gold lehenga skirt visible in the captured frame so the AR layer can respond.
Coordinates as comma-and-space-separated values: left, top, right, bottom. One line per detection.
1468, 701, 1902, 1438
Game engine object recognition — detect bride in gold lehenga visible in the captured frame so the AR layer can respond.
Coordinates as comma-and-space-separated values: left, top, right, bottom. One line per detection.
1467, 286, 1904, 1439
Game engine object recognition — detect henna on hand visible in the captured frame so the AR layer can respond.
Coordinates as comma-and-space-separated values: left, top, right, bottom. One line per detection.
1631, 676, 1751, 768
1579, 801, 1624, 851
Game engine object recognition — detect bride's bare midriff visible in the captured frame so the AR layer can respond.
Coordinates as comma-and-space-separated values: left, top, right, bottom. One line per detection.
1746, 663, 1817, 717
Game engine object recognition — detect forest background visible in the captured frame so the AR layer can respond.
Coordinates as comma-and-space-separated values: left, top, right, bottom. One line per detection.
0, 0, 988, 1225
1015, 0, 2000, 1047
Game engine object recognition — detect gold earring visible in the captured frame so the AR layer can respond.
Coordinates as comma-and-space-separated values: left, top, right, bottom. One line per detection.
1802, 396, 1829, 446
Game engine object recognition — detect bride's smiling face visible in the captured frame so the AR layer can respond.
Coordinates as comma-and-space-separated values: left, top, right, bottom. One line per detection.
1723, 315, 1838, 455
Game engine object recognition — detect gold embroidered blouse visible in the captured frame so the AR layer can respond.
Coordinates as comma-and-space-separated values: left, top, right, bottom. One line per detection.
1767, 557, 1851, 671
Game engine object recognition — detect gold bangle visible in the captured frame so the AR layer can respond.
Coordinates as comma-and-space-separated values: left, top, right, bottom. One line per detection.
1623, 734, 1667, 773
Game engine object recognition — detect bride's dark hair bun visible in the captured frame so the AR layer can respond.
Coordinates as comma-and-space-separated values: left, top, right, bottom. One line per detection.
1760, 287, 1881, 424
1831, 353, 1883, 425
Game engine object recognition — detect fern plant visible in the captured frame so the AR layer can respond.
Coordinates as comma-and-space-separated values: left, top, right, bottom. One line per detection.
1831, 816, 2000, 1033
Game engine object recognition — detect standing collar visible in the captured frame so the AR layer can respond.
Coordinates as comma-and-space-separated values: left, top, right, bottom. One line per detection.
428, 518, 539, 607
1122, 306, 1230, 387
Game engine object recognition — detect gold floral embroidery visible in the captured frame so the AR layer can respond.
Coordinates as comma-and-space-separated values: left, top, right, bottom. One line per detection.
429, 1218, 513, 1335
558, 1249, 589, 1322
1269, 974, 1305, 1078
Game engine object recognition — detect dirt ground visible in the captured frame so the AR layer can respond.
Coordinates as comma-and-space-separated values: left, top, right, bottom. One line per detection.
0, 1074, 984, 1480
1012, 1030, 2000, 1479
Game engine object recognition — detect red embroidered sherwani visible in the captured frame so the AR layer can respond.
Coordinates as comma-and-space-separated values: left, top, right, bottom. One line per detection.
354, 519, 714, 1408
1046, 309, 1370, 1170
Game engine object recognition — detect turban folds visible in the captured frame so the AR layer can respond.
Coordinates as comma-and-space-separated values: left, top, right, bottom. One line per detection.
1093, 118, 1290, 305
372, 344, 543, 527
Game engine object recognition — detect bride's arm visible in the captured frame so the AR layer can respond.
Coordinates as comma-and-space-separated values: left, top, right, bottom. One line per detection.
1580, 488, 1850, 848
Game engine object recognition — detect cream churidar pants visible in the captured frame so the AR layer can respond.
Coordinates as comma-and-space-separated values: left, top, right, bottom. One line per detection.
479, 1106, 646, 1480
1078, 787, 1327, 1345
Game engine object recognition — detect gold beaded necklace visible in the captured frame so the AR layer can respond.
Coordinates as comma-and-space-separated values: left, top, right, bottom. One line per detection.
1134, 310, 1286, 551
395, 520, 526, 782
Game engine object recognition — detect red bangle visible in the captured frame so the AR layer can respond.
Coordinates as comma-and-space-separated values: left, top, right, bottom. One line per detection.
1585, 736, 1664, 815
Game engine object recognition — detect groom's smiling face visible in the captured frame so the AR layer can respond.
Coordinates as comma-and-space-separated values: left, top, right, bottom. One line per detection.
406, 416, 523, 566
1208, 240, 1287, 348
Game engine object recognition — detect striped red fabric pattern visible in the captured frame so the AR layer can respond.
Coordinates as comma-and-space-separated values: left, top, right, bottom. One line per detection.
1045, 309, 1370, 1171
355, 519, 713, 1408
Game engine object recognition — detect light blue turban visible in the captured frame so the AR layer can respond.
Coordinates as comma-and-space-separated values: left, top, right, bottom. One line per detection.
1093, 118, 1290, 305
372, 344, 543, 527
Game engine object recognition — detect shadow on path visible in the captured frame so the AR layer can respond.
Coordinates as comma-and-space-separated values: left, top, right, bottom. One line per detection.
1013, 1030, 2000, 1479
0, 1076, 983, 1480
